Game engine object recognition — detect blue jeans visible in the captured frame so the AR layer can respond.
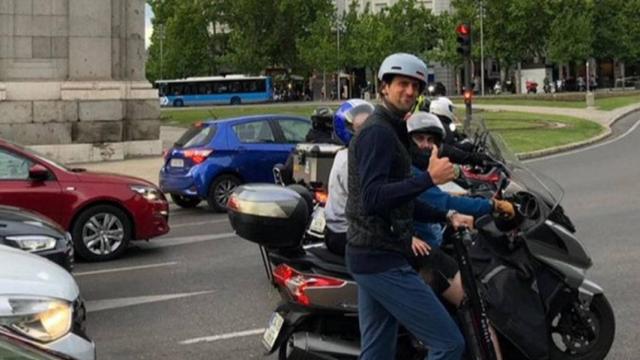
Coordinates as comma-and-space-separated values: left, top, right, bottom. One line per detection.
352, 265, 465, 360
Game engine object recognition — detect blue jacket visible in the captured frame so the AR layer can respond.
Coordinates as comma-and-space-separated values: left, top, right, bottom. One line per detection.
412, 167, 493, 247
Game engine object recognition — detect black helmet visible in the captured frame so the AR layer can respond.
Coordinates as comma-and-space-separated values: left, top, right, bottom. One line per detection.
311, 107, 334, 129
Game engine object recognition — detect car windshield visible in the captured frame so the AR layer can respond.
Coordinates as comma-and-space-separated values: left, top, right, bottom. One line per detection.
465, 117, 564, 211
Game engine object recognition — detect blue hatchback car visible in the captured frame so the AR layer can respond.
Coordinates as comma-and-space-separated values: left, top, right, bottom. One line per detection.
159, 115, 311, 212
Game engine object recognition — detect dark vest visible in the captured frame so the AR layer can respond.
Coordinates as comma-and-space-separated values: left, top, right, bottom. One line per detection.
346, 107, 414, 255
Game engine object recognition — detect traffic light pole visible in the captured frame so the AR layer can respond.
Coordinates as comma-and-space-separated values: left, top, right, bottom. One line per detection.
464, 58, 472, 129
456, 23, 473, 129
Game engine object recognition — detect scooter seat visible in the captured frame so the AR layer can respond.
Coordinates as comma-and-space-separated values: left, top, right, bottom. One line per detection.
304, 244, 352, 279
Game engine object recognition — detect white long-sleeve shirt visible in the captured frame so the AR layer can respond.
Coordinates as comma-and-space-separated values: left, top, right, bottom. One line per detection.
324, 148, 349, 233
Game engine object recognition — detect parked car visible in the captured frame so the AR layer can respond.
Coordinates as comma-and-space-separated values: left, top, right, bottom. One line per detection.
0, 139, 170, 261
160, 115, 312, 212
0, 205, 73, 271
0, 244, 95, 360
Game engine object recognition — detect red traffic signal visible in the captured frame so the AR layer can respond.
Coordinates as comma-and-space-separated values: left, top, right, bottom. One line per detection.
463, 89, 473, 104
456, 23, 470, 36
456, 23, 471, 57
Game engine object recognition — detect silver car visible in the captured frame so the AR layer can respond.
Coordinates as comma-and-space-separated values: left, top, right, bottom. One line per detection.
0, 245, 95, 360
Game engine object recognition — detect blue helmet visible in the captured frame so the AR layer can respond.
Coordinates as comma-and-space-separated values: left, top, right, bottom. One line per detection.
333, 99, 375, 144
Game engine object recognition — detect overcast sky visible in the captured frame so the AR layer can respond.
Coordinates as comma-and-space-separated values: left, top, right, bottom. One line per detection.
145, 4, 153, 48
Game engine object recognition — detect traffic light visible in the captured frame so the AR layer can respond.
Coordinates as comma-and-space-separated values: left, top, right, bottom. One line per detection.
463, 89, 473, 105
456, 23, 471, 57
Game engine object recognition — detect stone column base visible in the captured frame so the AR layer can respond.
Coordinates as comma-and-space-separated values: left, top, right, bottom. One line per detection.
28, 139, 162, 164
0, 81, 160, 146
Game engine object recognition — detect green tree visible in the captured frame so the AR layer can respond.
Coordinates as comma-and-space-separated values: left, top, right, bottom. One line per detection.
146, 0, 228, 82
547, 0, 594, 65
620, 0, 640, 62
222, 0, 334, 74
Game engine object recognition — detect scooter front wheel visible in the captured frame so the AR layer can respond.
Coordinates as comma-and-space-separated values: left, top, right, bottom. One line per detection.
549, 294, 615, 360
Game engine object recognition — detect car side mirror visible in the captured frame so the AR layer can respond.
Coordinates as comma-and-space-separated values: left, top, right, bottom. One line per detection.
28, 164, 49, 182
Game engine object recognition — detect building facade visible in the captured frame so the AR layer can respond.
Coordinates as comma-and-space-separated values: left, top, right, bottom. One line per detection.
0, 0, 160, 163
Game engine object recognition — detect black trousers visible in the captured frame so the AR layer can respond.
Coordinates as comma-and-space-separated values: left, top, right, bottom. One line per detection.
325, 227, 347, 256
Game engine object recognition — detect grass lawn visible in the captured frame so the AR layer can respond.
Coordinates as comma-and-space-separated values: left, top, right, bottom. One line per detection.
475, 111, 604, 153
455, 98, 586, 108
162, 105, 604, 155
595, 95, 640, 111
161, 105, 320, 126
453, 93, 640, 111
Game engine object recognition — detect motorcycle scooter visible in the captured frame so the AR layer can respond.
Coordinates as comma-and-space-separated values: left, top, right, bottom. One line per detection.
227, 124, 615, 360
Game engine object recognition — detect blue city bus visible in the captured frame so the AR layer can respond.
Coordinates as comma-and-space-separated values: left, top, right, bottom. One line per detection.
157, 75, 273, 107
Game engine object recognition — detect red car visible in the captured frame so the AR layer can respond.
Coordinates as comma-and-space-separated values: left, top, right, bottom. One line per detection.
0, 139, 169, 261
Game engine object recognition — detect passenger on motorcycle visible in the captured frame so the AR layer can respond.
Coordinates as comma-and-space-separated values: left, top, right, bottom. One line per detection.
324, 99, 375, 256
407, 111, 515, 359
406, 111, 515, 300
345, 52, 465, 360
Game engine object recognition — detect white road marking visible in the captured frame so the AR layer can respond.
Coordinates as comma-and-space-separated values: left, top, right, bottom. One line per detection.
86, 290, 214, 312
179, 328, 265, 345
170, 218, 230, 228
146, 232, 236, 248
526, 114, 640, 162
74, 262, 178, 277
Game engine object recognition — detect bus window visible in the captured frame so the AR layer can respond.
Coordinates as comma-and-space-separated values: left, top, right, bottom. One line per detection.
230, 81, 241, 93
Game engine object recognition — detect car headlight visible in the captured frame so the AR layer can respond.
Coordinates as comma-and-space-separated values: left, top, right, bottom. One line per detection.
130, 185, 162, 201
4, 235, 57, 252
0, 297, 72, 343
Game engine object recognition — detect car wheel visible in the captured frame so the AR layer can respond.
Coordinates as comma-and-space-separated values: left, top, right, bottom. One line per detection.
170, 194, 201, 208
72, 205, 132, 261
174, 99, 184, 107
230, 97, 241, 105
207, 174, 241, 212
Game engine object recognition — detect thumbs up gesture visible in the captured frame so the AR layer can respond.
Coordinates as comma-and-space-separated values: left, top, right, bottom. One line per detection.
427, 145, 455, 185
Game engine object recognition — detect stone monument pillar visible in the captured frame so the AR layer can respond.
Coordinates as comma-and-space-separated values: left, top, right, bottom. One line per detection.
0, 0, 160, 163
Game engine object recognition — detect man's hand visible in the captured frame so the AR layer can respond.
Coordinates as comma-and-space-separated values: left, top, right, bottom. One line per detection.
411, 236, 431, 256
448, 212, 475, 230
427, 145, 455, 185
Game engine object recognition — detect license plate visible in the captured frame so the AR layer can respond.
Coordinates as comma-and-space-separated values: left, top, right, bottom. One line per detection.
170, 158, 184, 168
262, 312, 285, 351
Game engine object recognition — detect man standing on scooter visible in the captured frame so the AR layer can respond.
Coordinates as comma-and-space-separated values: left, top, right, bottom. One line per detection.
346, 52, 466, 360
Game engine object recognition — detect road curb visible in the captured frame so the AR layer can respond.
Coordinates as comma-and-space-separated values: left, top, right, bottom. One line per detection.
517, 106, 640, 160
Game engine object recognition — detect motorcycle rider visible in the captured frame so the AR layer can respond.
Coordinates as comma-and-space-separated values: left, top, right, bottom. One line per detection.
278, 107, 341, 184
428, 97, 493, 166
324, 99, 376, 255
345, 52, 465, 360
306, 106, 340, 143
326, 101, 474, 258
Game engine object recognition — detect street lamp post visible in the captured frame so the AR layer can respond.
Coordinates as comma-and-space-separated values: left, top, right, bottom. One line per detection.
337, 20, 340, 101
159, 24, 165, 80
480, 0, 485, 96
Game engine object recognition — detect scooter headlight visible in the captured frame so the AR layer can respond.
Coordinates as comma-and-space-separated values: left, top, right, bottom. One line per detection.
0, 297, 72, 343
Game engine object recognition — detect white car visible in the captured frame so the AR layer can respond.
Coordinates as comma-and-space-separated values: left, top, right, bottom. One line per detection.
0, 245, 95, 360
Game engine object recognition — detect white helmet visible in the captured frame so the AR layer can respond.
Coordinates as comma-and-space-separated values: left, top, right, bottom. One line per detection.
406, 112, 445, 141
429, 97, 455, 122
378, 53, 428, 89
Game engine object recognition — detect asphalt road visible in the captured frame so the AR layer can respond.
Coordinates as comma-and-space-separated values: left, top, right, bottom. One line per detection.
74, 111, 640, 359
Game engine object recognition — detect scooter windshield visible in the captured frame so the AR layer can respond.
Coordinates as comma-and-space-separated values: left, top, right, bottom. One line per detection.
465, 118, 564, 212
